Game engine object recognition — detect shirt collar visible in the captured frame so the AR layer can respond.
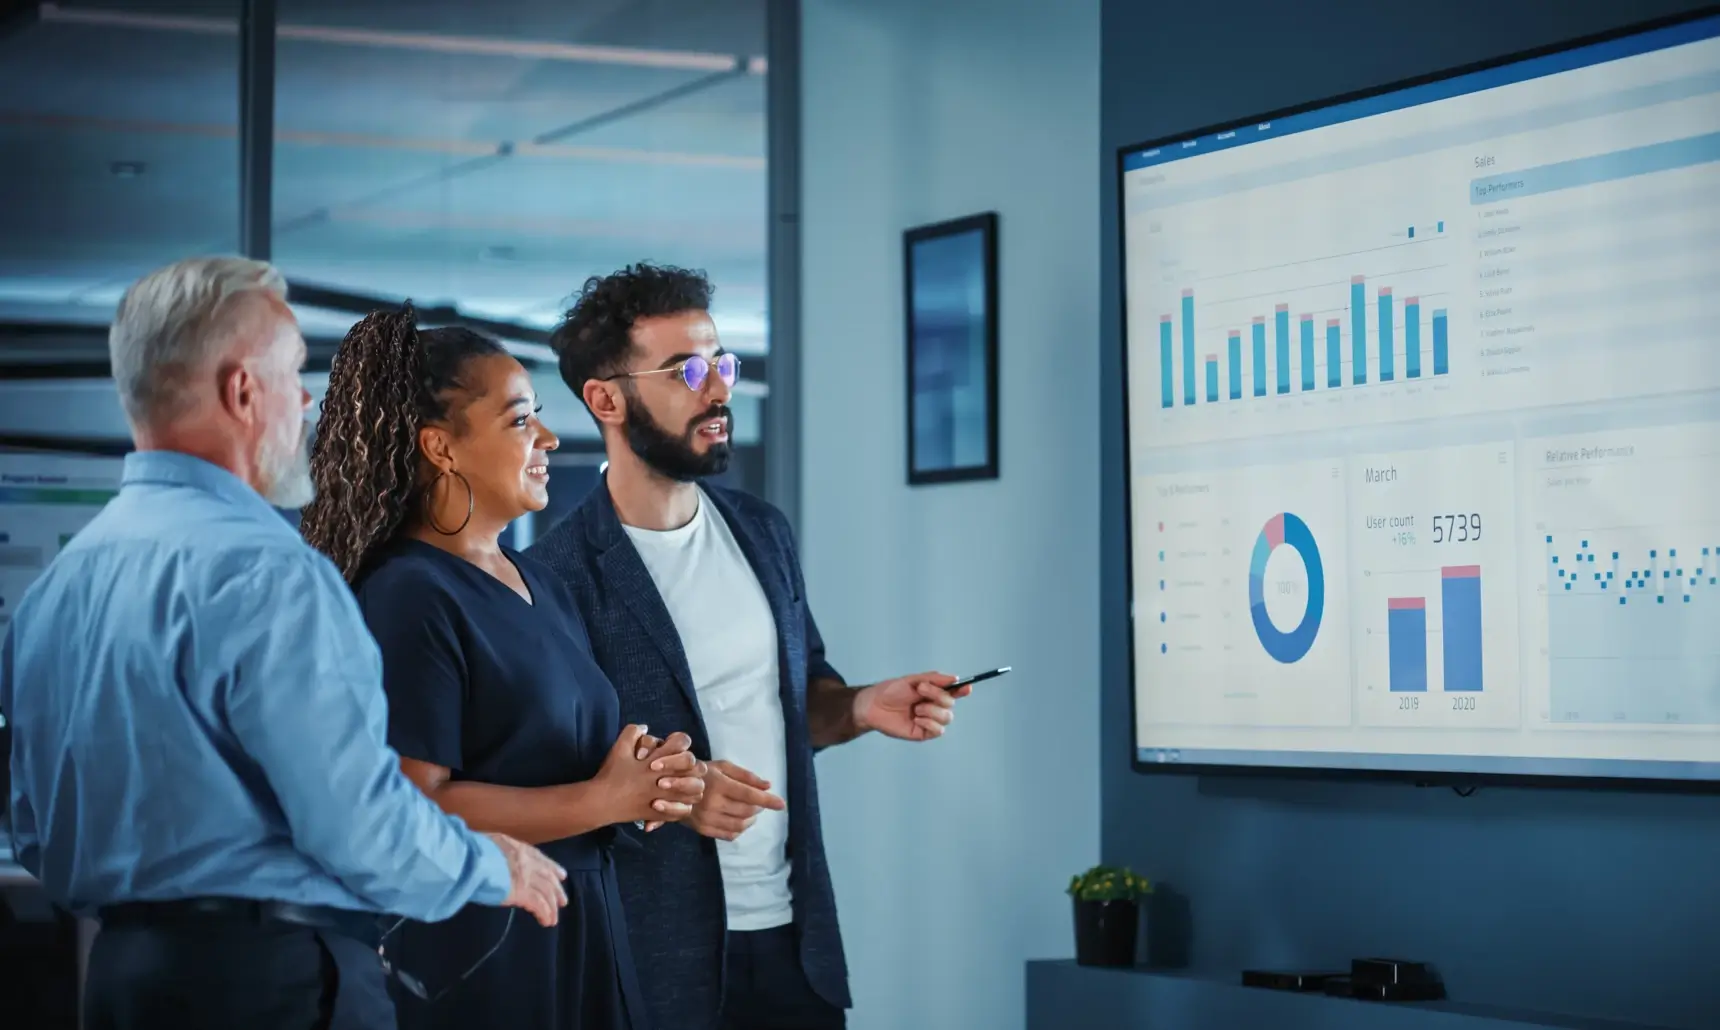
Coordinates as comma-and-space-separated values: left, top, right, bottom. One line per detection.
121, 449, 287, 524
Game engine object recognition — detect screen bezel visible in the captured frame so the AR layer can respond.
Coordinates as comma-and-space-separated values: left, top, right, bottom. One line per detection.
1115, 5, 1720, 794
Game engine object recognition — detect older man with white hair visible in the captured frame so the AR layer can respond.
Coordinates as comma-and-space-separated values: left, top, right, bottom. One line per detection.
0, 256, 568, 1030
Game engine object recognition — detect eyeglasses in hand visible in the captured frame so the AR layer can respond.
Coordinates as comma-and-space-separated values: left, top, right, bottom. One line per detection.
377, 908, 515, 1004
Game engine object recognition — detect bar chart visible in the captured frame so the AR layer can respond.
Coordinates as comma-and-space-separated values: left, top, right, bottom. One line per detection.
1155, 273, 1451, 410
1385, 566, 1484, 694
1351, 443, 1520, 730
1386, 597, 1428, 694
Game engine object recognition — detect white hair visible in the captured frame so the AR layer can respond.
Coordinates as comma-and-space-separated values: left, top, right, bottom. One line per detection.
109, 255, 290, 425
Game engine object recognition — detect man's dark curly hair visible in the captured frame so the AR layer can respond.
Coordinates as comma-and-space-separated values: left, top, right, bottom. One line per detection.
299, 305, 506, 582
549, 262, 714, 409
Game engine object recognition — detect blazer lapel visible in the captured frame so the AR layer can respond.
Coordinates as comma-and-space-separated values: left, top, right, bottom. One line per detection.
587, 484, 709, 743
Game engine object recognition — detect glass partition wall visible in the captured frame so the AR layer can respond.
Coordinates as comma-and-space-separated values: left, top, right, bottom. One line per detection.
0, 0, 788, 535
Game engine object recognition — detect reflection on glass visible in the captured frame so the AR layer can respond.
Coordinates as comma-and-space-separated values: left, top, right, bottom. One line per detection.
0, 2, 240, 322
0, 1, 773, 496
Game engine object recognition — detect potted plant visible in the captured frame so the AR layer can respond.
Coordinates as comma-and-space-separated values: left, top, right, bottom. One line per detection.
1067, 864, 1151, 967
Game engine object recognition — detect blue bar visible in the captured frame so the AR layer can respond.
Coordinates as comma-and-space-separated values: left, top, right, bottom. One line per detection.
1205, 356, 1219, 403
1351, 276, 1367, 384
1408, 226, 1415, 238
1274, 305, 1291, 395
1325, 320, 1341, 388
1251, 318, 1267, 397
1388, 599, 1428, 693
1227, 332, 1242, 399
1159, 316, 1174, 408
1378, 287, 1395, 382
1442, 566, 1484, 692
1437, 221, 1445, 233
1433, 309, 1449, 375
1404, 300, 1421, 378
1470, 130, 1720, 204
1299, 315, 1315, 391
1181, 290, 1195, 405
1121, 16, 1720, 172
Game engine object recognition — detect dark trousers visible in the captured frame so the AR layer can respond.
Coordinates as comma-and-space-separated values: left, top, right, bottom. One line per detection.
85, 915, 396, 1030
719, 925, 845, 1030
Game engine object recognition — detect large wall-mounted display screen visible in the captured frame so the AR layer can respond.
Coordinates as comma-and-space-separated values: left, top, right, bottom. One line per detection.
1119, 12, 1720, 784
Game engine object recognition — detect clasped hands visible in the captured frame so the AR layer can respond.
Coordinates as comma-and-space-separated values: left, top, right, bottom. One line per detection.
596, 724, 785, 840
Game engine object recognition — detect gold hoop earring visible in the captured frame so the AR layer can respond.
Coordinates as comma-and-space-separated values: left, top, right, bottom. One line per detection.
424, 470, 474, 536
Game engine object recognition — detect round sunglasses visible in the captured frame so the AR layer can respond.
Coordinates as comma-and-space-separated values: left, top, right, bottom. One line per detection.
604, 352, 740, 392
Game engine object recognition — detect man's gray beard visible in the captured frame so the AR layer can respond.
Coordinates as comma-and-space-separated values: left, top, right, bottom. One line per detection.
260, 423, 315, 510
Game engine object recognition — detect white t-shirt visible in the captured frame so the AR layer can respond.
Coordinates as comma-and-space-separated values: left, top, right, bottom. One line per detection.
623, 489, 793, 930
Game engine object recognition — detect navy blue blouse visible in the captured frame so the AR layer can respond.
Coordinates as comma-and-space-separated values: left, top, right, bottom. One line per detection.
357, 538, 644, 1030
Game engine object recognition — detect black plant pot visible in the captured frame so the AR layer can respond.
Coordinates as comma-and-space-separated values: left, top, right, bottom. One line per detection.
1073, 898, 1138, 967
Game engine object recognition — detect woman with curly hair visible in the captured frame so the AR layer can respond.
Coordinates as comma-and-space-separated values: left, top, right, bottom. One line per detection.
299, 307, 705, 1030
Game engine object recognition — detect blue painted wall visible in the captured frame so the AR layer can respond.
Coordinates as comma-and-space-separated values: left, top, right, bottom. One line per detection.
1098, 2, 1720, 1028
802, 2, 1102, 1028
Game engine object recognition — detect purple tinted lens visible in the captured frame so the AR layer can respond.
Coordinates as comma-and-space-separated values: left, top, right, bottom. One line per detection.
680, 354, 737, 390
681, 356, 709, 390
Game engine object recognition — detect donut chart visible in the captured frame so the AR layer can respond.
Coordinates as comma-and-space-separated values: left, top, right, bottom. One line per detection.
1248, 512, 1325, 663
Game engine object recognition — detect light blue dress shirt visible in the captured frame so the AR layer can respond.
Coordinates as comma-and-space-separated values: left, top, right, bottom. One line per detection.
0, 450, 510, 919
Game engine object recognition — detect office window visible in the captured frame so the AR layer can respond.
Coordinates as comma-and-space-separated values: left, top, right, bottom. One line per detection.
272, 0, 771, 493
0, 2, 240, 329
0, 1, 772, 501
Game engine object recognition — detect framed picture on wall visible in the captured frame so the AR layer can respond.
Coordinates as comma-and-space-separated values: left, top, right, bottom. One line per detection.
904, 211, 999, 485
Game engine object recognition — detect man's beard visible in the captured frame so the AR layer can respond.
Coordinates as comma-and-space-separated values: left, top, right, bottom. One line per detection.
623, 399, 731, 483
260, 420, 316, 509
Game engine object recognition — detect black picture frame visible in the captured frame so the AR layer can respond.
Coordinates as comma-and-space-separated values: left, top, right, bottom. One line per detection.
904, 212, 999, 485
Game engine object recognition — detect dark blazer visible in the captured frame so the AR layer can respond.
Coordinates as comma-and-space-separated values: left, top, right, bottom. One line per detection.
526, 479, 850, 1030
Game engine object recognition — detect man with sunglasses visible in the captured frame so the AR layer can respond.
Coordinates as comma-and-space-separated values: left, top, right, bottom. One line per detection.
528, 263, 970, 1030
